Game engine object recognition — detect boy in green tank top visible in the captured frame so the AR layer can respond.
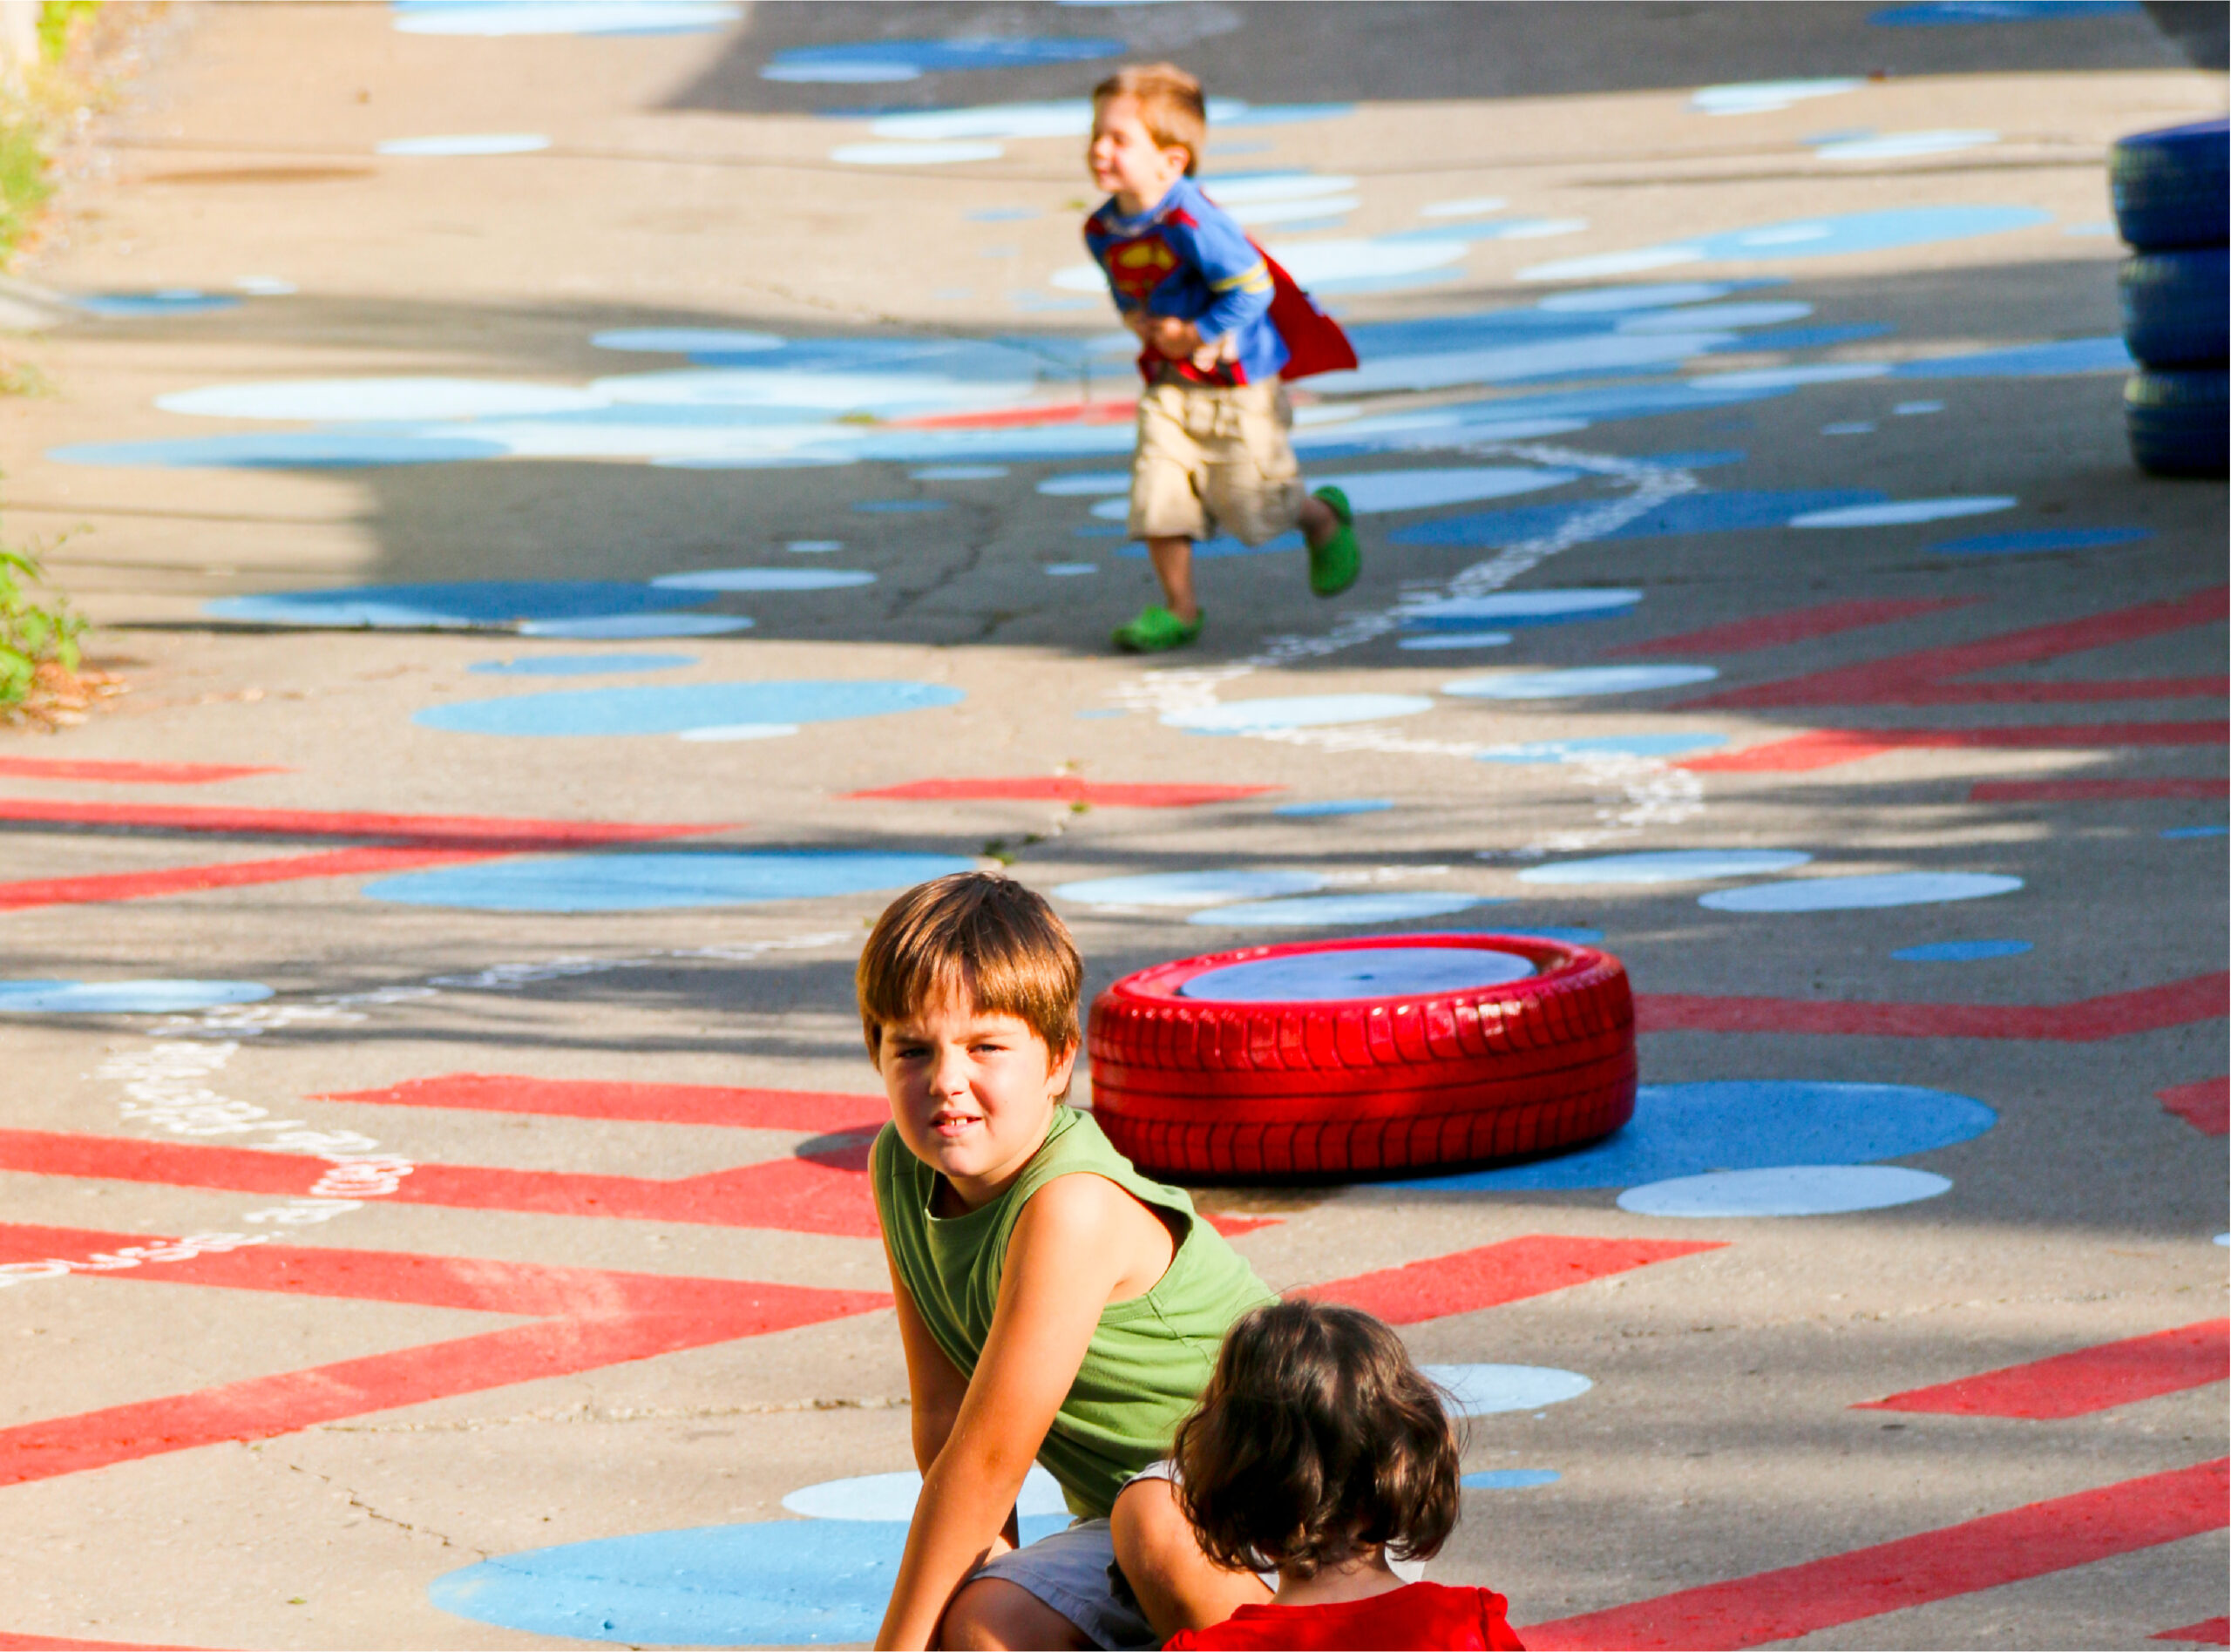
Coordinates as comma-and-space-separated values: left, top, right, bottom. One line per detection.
859, 873, 1278, 1650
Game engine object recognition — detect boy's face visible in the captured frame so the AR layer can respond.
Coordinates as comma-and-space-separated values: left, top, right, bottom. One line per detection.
875, 990, 1077, 1209
1088, 95, 1190, 210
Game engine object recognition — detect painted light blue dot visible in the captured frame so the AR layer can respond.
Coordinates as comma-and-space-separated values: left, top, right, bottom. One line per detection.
414, 680, 963, 738
1519, 850, 1809, 885
2215, 1235, 2229, 1247
469, 654, 695, 677
1163, 694, 1435, 734
1116, 531, 1308, 560
788, 539, 844, 554
2163, 824, 2228, 839
1821, 421, 1876, 436
1180, 946, 1534, 1003
1492, 926, 1605, 945
54, 431, 506, 469
965, 208, 1040, 223
783, 1466, 1069, 1524
1895, 400, 1944, 415
0, 979, 275, 1013
522, 614, 753, 640
1463, 1470, 1561, 1491
1870, 1, 2137, 24
1038, 473, 1130, 497
1617, 1165, 1953, 1217
1893, 938, 2032, 962
1701, 871, 2021, 912
376, 133, 550, 156
1400, 633, 1513, 651
651, 569, 876, 592
909, 464, 1007, 480
429, 1520, 903, 1645
210, 581, 708, 630
1402, 590, 1641, 630
852, 499, 946, 514
1422, 1365, 1591, 1417
1054, 870, 1325, 908
1187, 892, 1501, 928
1389, 1080, 1996, 1192
77, 290, 241, 316
363, 850, 974, 913
1042, 562, 1098, 576
1479, 735, 1729, 765
1931, 527, 2151, 555
1275, 799, 1394, 817
1443, 666, 1718, 701
593, 328, 783, 355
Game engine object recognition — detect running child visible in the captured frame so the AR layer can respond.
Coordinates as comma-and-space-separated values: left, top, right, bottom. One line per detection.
861, 872, 1278, 1649
1082, 63, 1362, 653
1163, 1299, 1527, 1650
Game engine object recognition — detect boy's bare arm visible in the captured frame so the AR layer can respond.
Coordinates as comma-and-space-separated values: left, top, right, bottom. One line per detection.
874, 1175, 1147, 1650
887, 1252, 968, 1471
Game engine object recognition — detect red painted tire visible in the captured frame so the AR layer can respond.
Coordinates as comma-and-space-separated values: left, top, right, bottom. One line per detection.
1087, 934, 1635, 1181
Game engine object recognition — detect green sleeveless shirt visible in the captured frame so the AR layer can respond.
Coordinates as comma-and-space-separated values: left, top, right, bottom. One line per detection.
871, 1106, 1276, 1519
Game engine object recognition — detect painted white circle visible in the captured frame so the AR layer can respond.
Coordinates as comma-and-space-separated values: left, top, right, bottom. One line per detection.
1311, 468, 1583, 514
1519, 850, 1811, 886
1790, 497, 2016, 529
157, 378, 609, 423
1180, 946, 1534, 1002
1420, 1364, 1593, 1416
592, 328, 783, 355
1399, 633, 1512, 651
676, 723, 799, 742
1403, 589, 1641, 626
1536, 282, 1736, 313
1441, 666, 1716, 701
1163, 694, 1435, 733
1202, 173, 1356, 204
1617, 1165, 1952, 1218
1700, 872, 2022, 913
377, 133, 550, 157
0, 978, 274, 1013
1053, 870, 1326, 908
831, 141, 1006, 166
782, 1466, 1069, 1522
651, 569, 876, 592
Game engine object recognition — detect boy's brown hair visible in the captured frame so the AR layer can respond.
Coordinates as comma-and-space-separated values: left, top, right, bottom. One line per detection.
1091, 62, 1207, 176
1172, 1300, 1461, 1579
857, 872, 1083, 1070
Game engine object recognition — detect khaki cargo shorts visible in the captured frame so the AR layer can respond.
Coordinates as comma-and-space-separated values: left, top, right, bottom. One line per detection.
1128, 378, 1307, 547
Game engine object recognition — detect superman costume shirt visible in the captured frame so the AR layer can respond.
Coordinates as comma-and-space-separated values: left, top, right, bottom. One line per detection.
1083, 173, 1288, 386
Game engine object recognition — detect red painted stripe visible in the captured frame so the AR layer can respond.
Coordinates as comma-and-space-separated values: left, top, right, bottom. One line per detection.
1685, 586, 2228, 710
844, 777, 1280, 807
1638, 972, 2228, 1041
0, 1128, 884, 1236
0, 796, 727, 848
1202, 1213, 1283, 1239
1970, 778, 2230, 802
2154, 1617, 2231, 1645
0, 844, 500, 911
1607, 599, 1970, 660
317, 1073, 889, 1133
1298, 1236, 1723, 1325
0, 756, 286, 785
887, 397, 1137, 430
1683, 723, 2230, 774
1857, 1320, 2229, 1419
1521, 1458, 2230, 1650
2159, 1077, 2229, 1135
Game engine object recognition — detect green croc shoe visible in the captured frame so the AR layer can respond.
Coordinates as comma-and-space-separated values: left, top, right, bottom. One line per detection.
1112, 604, 1204, 653
1307, 484, 1360, 598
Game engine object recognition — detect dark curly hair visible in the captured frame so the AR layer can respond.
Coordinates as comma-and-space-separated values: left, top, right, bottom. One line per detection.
1171, 1299, 1461, 1580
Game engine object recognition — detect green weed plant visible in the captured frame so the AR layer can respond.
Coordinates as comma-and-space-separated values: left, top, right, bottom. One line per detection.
0, 545, 85, 707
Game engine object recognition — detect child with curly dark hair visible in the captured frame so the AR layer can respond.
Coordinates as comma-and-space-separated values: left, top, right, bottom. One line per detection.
1163, 1300, 1525, 1650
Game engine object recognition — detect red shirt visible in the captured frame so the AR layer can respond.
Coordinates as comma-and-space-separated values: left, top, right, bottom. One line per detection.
1163, 1582, 1525, 1650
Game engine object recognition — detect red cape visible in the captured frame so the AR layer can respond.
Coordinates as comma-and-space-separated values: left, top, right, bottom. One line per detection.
1261, 247, 1358, 380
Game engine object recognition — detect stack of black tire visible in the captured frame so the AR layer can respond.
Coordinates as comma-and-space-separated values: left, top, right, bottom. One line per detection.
2112, 117, 2229, 477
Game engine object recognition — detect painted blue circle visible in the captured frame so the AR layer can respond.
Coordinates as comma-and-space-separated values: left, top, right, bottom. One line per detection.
522, 615, 752, 640
1701, 872, 2021, 912
0, 978, 274, 1013
1442, 666, 1716, 700
470, 654, 695, 677
1391, 1080, 1996, 1192
414, 680, 963, 737
362, 850, 973, 912
763, 38, 1124, 82
1187, 892, 1498, 928
1930, 527, 2151, 555
1519, 850, 1810, 885
430, 1520, 904, 1645
1617, 1165, 1952, 1217
910, 464, 1007, 480
78, 290, 241, 316
1479, 735, 1728, 764
1463, 1470, 1561, 1491
1870, 2, 2137, 24
1180, 946, 1535, 1003
1274, 799, 1394, 817
2163, 824, 2228, 840
1892, 938, 2032, 962
1054, 870, 1324, 908
1421, 1364, 1590, 1416
208, 582, 706, 630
